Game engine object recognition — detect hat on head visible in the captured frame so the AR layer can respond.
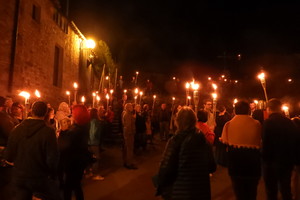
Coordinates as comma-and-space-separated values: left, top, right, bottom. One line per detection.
72, 105, 90, 125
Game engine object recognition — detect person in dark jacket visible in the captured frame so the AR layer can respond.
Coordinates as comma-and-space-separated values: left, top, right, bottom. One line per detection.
155, 106, 216, 200
5, 101, 60, 200
262, 98, 298, 200
62, 105, 90, 200
158, 103, 171, 141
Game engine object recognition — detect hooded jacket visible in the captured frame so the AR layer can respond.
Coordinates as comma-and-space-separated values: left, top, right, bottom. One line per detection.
5, 119, 59, 179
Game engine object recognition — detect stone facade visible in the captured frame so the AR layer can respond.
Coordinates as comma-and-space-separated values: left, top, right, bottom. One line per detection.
0, 0, 93, 108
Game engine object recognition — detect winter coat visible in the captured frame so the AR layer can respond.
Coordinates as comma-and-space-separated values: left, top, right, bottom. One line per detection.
156, 128, 216, 200
5, 119, 59, 179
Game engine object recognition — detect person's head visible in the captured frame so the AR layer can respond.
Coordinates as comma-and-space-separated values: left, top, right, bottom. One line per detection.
72, 105, 90, 125
60, 118, 71, 131
5, 97, 13, 108
204, 99, 213, 111
161, 103, 167, 110
32, 101, 48, 118
217, 105, 226, 113
58, 102, 70, 115
175, 106, 197, 132
250, 102, 256, 111
267, 98, 282, 114
143, 104, 149, 111
45, 107, 55, 121
11, 102, 23, 117
135, 104, 141, 112
124, 103, 133, 112
197, 109, 208, 123
89, 108, 99, 120
234, 100, 250, 115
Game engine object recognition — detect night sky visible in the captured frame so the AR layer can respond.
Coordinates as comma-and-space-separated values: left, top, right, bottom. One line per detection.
67, 0, 300, 79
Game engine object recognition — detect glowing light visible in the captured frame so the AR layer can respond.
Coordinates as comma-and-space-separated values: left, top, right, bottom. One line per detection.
106, 94, 110, 100
124, 89, 127, 93
208, 77, 211, 81
81, 96, 85, 103
234, 98, 238, 104
192, 83, 199, 90
224, 79, 227, 82
221, 75, 225, 78
134, 88, 139, 94
73, 82, 78, 89
19, 91, 30, 100
66, 91, 70, 95
212, 93, 217, 100
173, 77, 176, 80
258, 72, 265, 81
282, 105, 289, 112
136, 71, 139, 75
96, 95, 100, 101
235, 80, 238, 83
254, 100, 258, 105
139, 91, 143, 96
187, 96, 191, 100
92, 92, 96, 97
288, 78, 292, 82
110, 89, 114, 94
134, 96, 137, 100
185, 82, 190, 89
85, 39, 96, 49
153, 95, 156, 99
172, 97, 175, 101
212, 83, 217, 90
35, 90, 41, 98
106, 76, 109, 80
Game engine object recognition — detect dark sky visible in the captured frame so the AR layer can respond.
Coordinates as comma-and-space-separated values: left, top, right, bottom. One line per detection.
66, 0, 300, 78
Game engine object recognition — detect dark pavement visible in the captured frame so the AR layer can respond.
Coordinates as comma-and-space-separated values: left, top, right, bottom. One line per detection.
81, 136, 266, 200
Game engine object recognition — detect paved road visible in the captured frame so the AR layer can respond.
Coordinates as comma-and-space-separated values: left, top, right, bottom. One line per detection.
81, 138, 266, 200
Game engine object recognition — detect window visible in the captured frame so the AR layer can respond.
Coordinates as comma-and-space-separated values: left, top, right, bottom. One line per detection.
32, 4, 41, 22
53, 46, 63, 87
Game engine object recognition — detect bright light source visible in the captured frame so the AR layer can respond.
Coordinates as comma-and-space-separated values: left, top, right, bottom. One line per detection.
110, 89, 114, 94
19, 91, 30, 99
123, 89, 127, 93
235, 80, 238, 83
288, 78, 292, 82
234, 98, 238, 104
192, 83, 199, 90
153, 95, 156, 99
96, 95, 100, 101
139, 91, 143, 96
81, 96, 85, 103
66, 91, 70, 95
106, 94, 110, 99
134, 88, 139, 94
254, 100, 258, 104
85, 39, 96, 49
35, 90, 41, 98
212, 93, 217, 100
212, 83, 217, 90
282, 105, 289, 111
208, 77, 211, 81
185, 82, 190, 89
172, 97, 175, 101
258, 72, 265, 80
73, 82, 78, 89
92, 92, 96, 97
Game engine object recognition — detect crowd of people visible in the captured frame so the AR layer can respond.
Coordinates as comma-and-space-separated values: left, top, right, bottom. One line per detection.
0, 91, 300, 200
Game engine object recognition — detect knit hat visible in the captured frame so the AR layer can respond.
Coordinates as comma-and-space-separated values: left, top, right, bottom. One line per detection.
72, 105, 90, 125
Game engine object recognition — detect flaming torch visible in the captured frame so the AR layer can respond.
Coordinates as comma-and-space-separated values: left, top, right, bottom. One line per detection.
66, 91, 71, 106
257, 72, 268, 102
19, 91, 30, 119
192, 83, 200, 113
73, 82, 78, 104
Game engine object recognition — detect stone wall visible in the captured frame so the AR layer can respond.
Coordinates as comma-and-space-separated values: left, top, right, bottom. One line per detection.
0, 0, 86, 109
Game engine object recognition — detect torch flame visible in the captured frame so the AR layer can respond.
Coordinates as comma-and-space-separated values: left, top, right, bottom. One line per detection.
212, 83, 217, 90
185, 82, 190, 89
172, 97, 175, 101
81, 96, 85, 103
258, 73, 265, 80
35, 90, 41, 98
153, 95, 156, 99
212, 93, 217, 100
96, 95, 100, 101
19, 91, 30, 99
66, 91, 70, 95
73, 82, 78, 89
106, 94, 110, 99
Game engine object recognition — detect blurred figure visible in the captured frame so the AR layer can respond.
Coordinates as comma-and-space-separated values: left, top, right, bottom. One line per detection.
143, 104, 153, 144
291, 117, 300, 200
158, 103, 171, 141
62, 105, 90, 200
5, 101, 60, 200
55, 102, 71, 129
135, 104, 146, 152
221, 101, 261, 200
87, 108, 104, 181
10, 102, 23, 125
155, 106, 216, 200
262, 99, 298, 200
250, 102, 257, 117
196, 109, 215, 145
4, 97, 13, 114
45, 107, 57, 131
203, 99, 216, 132
214, 105, 231, 166
122, 103, 137, 169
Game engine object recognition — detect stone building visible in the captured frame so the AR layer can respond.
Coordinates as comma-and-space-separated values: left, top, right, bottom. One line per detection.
0, 0, 94, 108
